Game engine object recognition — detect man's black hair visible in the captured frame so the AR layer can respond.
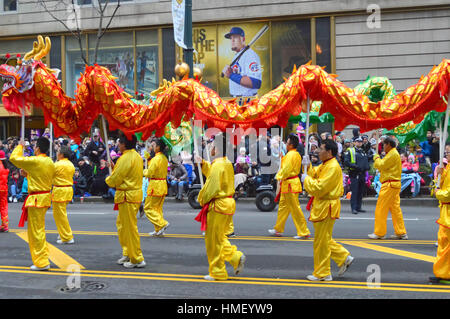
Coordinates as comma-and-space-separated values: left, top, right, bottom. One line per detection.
59, 145, 71, 159
118, 132, 137, 150
287, 133, 299, 148
323, 139, 338, 157
383, 136, 397, 148
36, 137, 50, 154
212, 132, 232, 157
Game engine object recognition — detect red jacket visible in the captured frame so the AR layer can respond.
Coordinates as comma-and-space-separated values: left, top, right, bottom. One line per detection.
0, 161, 9, 191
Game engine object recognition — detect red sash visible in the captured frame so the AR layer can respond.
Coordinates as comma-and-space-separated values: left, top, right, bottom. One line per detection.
53, 185, 72, 187
113, 188, 126, 211
275, 176, 298, 203
382, 179, 400, 184
150, 178, 166, 180
19, 191, 51, 227
306, 196, 314, 211
194, 196, 233, 232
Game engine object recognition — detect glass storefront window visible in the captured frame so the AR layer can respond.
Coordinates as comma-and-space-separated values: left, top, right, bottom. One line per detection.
136, 30, 159, 95
2, 0, 17, 12
271, 20, 311, 88
316, 17, 331, 73
65, 35, 87, 98
88, 31, 134, 95
49, 36, 62, 75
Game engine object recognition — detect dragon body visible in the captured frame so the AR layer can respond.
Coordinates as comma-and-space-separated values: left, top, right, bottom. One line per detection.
1, 36, 449, 142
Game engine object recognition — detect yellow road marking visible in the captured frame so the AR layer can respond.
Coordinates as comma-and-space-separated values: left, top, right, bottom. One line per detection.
7, 229, 437, 244
341, 241, 436, 263
0, 266, 448, 294
15, 232, 85, 271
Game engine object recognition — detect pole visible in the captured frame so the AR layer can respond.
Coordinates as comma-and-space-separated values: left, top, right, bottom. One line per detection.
183, 0, 193, 78
376, 128, 380, 155
303, 95, 311, 175
21, 107, 25, 143
279, 127, 283, 169
101, 115, 112, 175
438, 93, 450, 186
49, 122, 53, 159
191, 119, 204, 187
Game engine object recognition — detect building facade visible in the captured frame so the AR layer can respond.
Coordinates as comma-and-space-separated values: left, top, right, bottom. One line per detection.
0, 0, 449, 139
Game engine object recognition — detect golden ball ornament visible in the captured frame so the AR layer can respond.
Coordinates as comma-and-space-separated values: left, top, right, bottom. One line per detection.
175, 62, 190, 78
193, 67, 203, 82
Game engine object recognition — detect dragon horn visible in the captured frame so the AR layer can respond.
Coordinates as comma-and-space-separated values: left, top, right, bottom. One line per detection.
34, 36, 51, 61
24, 41, 39, 61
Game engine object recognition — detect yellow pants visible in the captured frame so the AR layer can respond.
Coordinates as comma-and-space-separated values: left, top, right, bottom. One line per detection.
434, 226, 450, 280
52, 202, 73, 242
27, 207, 50, 268
274, 192, 310, 237
226, 219, 234, 235
312, 216, 349, 278
205, 210, 243, 280
374, 184, 406, 237
144, 195, 168, 232
116, 202, 144, 264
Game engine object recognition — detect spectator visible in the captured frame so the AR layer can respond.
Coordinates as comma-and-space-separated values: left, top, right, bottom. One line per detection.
180, 150, 196, 185
420, 131, 433, 166
90, 159, 109, 196
8, 169, 23, 202
251, 133, 273, 187
84, 132, 105, 167
73, 168, 87, 197
234, 157, 250, 197
168, 157, 188, 201
77, 156, 93, 193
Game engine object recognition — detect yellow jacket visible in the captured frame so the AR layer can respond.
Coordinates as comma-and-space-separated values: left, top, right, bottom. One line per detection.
9, 145, 55, 208
275, 149, 302, 193
52, 158, 75, 202
106, 149, 143, 204
304, 157, 343, 222
373, 148, 401, 189
436, 165, 450, 228
144, 152, 168, 196
198, 157, 235, 215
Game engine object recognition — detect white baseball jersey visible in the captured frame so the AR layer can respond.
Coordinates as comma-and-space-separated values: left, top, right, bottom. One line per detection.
229, 48, 262, 97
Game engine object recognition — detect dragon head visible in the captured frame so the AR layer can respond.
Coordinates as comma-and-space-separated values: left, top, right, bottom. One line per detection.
0, 35, 51, 96
0, 63, 33, 95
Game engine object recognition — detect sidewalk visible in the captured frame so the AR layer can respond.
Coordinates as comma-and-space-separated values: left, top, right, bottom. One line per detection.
73, 196, 440, 207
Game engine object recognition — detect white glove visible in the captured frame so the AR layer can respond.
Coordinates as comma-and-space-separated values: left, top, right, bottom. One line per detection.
302, 155, 311, 166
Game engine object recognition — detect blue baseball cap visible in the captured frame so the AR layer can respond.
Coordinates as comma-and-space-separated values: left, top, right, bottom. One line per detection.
225, 27, 245, 39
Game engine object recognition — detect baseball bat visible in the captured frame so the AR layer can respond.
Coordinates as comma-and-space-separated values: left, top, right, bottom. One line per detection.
221, 24, 269, 78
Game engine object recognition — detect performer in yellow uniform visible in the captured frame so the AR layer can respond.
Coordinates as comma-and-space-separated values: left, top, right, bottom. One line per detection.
52, 145, 75, 244
269, 133, 310, 239
106, 133, 145, 268
10, 137, 55, 271
431, 143, 450, 282
143, 138, 170, 236
196, 133, 245, 281
304, 140, 353, 281
369, 136, 408, 240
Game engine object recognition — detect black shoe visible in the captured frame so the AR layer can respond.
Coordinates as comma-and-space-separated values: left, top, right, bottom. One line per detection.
352, 210, 358, 214
227, 232, 236, 238
357, 209, 366, 213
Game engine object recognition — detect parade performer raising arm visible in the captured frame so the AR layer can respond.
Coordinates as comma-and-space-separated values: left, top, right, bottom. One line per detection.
268, 133, 310, 239
431, 143, 450, 283
52, 145, 75, 245
143, 138, 170, 237
368, 136, 408, 240
105, 133, 145, 268
304, 140, 354, 281
196, 133, 246, 281
9, 137, 55, 271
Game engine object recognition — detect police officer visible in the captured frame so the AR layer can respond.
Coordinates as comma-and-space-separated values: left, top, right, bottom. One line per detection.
344, 137, 369, 214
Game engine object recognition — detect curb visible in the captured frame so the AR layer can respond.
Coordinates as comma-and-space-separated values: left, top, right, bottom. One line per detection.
73, 196, 439, 207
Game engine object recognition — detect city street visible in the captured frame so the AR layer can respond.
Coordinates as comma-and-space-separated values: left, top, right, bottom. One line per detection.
0, 199, 447, 299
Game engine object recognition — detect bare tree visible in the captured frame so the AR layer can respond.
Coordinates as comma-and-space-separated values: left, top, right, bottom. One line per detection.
38, 0, 121, 64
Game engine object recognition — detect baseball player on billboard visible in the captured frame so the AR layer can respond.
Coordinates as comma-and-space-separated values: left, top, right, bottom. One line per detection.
222, 27, 262, 97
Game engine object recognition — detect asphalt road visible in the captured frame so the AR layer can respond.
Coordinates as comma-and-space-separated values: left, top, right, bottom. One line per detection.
0, 198, 448, 301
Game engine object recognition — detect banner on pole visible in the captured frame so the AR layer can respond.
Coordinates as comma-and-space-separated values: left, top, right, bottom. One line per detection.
172, 0, 187, 49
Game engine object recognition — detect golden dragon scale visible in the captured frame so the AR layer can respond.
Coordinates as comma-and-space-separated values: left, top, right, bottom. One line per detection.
1, 37, 449, 142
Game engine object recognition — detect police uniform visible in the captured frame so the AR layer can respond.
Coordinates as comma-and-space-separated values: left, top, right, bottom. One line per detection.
344, 139, 369, 214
